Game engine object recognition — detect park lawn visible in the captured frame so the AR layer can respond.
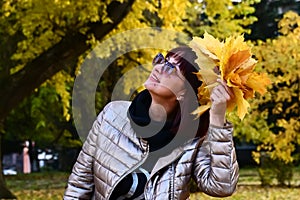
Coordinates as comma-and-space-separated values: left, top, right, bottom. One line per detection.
191, 166, 300, 200
4, 167, 300, 200
5, 172, 68, 200
190, 185, 300, 200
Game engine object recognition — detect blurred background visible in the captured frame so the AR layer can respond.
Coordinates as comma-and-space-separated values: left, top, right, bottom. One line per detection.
0, 0, 299, 199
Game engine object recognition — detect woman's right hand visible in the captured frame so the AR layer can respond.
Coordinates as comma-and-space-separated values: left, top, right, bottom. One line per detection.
209, 79, 233, 126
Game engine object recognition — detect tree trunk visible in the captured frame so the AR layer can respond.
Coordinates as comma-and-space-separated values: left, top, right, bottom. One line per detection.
0, 181, 16, 199
0, 133, 16, 199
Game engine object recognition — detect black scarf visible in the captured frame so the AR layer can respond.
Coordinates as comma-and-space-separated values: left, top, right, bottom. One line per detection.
128, 90, 177, 152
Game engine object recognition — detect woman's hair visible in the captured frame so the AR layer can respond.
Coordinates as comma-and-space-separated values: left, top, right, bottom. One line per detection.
166, 46, 201, 95
167, 46, 209, 138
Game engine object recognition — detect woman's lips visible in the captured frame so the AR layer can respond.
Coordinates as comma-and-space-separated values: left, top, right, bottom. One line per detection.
150, 74, 160, 83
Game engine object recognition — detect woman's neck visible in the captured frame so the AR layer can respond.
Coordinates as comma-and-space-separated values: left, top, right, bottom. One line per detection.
149, 97, 178, 122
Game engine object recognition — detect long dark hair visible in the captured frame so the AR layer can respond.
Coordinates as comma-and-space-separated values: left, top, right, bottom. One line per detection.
166, 46, 209, 138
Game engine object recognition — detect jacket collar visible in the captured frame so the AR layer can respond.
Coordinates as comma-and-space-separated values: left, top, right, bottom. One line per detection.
128, 90, 176, 152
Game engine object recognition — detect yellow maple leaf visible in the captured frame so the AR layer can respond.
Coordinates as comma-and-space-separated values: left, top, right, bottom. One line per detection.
191, 103, 212, 119
189, 33, 271, 120
246, 72, 271, 95
232, 87, 251, 119
195, 69, 219, 86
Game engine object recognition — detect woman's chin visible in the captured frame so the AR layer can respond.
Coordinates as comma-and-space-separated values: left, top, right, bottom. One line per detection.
145, 83, 176, 98
144, 81, 158, 90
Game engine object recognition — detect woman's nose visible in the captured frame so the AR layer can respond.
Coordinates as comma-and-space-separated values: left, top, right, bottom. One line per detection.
154, 63, 164, 74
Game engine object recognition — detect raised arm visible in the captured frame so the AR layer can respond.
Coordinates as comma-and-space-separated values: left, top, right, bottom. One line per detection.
193, 123, 239, 197
192, 79, 239, 196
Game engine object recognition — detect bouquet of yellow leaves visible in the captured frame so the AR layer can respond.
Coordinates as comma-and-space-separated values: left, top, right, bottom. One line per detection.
189, 32, 271, 120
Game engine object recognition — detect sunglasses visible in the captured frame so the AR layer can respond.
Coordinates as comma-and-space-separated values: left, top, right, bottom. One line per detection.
152, 53, 178, 75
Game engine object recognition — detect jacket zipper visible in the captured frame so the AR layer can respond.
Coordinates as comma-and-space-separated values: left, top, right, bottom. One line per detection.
107, 149, 149, 199
145, 139, 202, 199
145, 152, 184, 200
170, 163, 175, 200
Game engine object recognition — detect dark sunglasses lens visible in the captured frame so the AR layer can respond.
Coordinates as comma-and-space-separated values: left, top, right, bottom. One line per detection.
163, 62, 175, 74
152, 53, 164, 65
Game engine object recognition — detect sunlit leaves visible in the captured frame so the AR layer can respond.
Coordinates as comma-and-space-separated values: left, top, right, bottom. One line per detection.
278, 11, 300, 36
5, 0, 110, 74
46, 71, 73, 121
185, 0, 259, 39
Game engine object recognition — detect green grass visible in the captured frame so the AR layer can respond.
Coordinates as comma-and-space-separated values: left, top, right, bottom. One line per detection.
3, 167, 300, 200
191, 166, 300, 200
5, 172, 68, 200
190, 186, 300, 200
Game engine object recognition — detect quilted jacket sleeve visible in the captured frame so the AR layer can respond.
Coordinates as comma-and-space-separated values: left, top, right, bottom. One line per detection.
193, 123, 239, 197
63, 111, 104, 199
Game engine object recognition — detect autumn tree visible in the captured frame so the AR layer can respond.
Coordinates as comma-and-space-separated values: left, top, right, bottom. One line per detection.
247, 0, 300, 40
184, 0, 259, 39
257, 11, 299, 163
231, 11, 300, 185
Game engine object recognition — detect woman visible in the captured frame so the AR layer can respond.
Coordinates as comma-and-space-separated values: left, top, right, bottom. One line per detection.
64, 46, 239, 200
23, 140, 31, 174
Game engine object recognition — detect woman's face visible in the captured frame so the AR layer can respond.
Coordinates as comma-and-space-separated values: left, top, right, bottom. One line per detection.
144, 53, 186, 100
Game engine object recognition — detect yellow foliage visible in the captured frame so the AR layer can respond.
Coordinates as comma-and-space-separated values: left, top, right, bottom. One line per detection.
185, 0, 259, 39
46, 71, 73, 121
190, 32, 271, 119
243, 11, 300, 164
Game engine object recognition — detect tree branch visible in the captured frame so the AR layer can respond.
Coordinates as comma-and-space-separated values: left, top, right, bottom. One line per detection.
0, 0, 135, 121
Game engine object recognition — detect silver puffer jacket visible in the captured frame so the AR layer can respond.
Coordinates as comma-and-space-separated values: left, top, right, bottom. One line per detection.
64, 101, 239, 200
